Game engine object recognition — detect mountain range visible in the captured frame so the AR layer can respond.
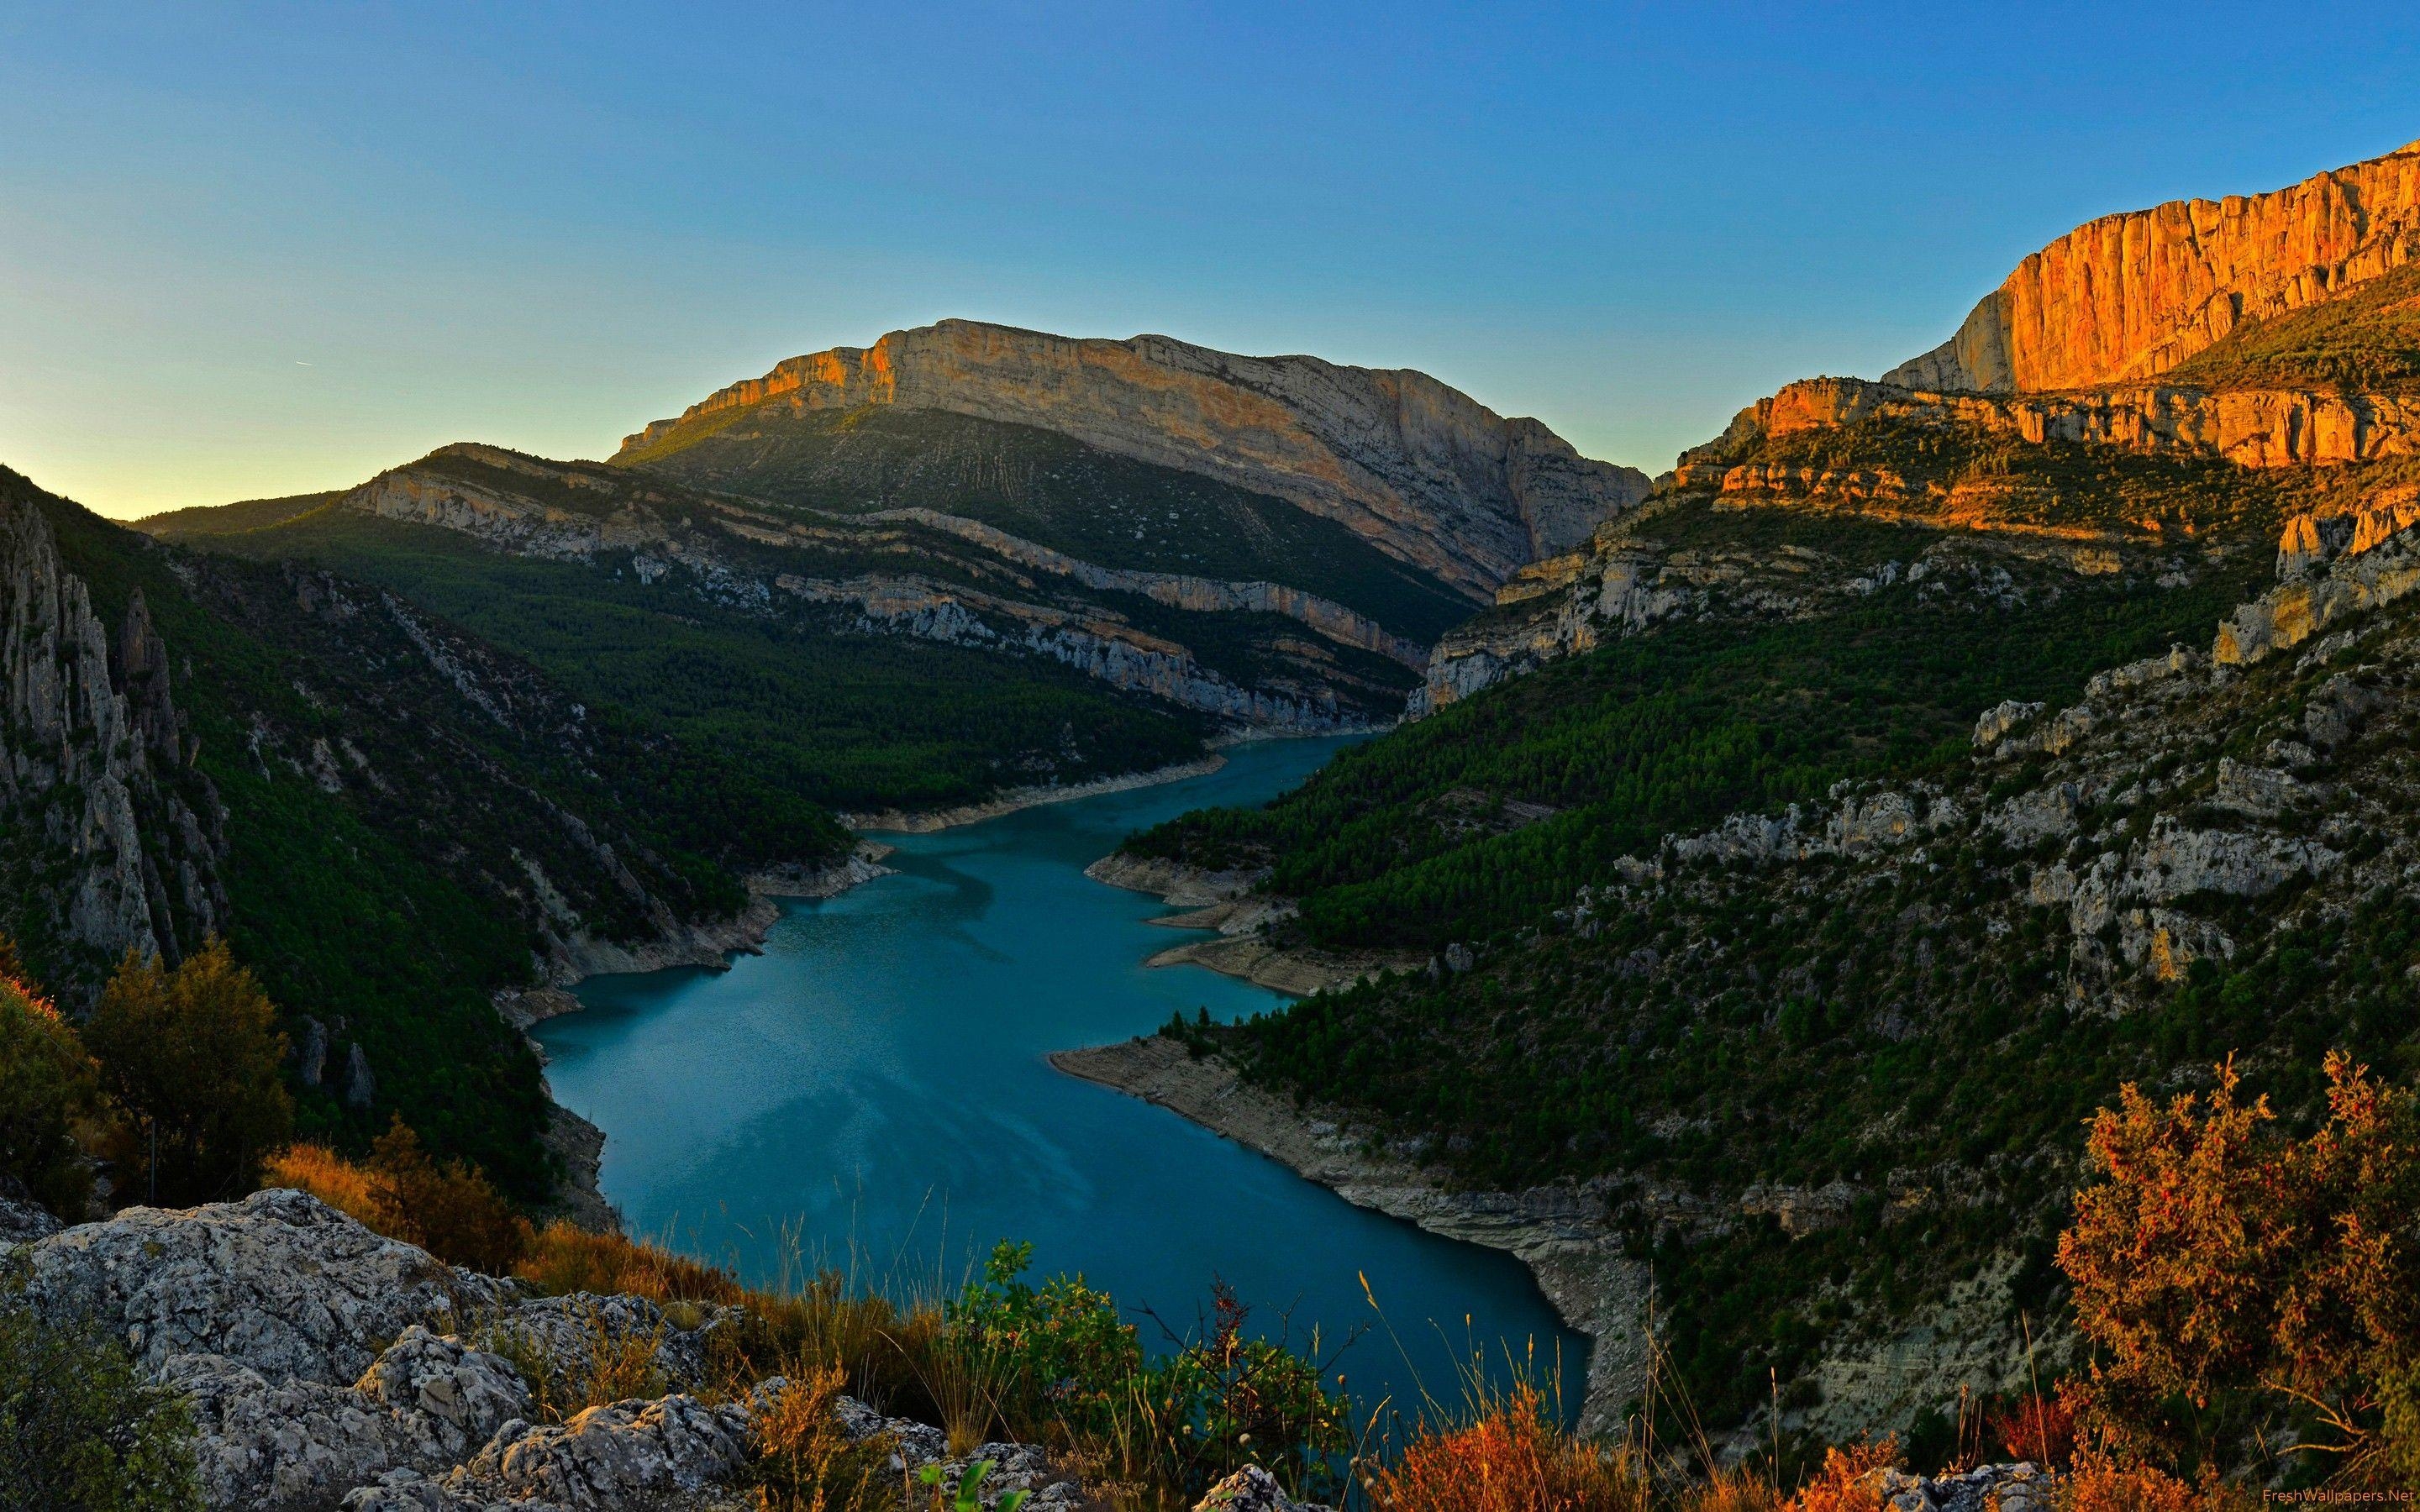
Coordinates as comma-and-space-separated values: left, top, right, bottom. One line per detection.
10, 129, 2420, 1456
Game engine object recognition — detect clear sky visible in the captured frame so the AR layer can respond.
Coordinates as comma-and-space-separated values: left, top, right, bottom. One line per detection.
5, 3, 2418, 518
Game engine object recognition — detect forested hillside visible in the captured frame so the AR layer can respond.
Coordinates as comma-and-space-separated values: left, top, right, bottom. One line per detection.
149, 441, 1439, 810
1127, 433, 2333, 949
5, 468, 849, 1196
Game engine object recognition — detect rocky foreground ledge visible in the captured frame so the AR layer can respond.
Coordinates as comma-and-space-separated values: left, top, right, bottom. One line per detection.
2, 1190, 1327, 1512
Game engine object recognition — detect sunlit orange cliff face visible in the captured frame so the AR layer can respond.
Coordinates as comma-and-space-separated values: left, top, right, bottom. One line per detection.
1886, 138, 2420, 395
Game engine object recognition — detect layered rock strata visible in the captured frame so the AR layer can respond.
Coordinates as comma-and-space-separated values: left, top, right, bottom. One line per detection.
1700, 375, 2420, 471
615, 319, 1652, 592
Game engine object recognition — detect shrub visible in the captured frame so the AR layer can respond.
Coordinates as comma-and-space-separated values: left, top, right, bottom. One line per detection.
363, 1116, 528, 1274
83, 941, 292, 1205
944, 1240, 1142, 1446
1132, 1280, 1351, 1502
2052, 1451, 2259, 1512
1778, 1439, 1896, 1512
2057, 1053, 2420, 1477
260, 1142, 382, 1226
1360, 1383, 1654, 1511
1988, 1395, 2075, 1468
0, 971, 105, 1217
0, 1266, 203, 1511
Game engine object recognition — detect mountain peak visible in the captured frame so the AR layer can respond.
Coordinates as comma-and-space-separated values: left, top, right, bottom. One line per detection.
614, 320, 1649, 593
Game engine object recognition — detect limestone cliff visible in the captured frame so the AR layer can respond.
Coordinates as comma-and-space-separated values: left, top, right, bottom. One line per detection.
1886, 137, 2420, 393
615, 319, 1650, 594
0, 476, 224, 990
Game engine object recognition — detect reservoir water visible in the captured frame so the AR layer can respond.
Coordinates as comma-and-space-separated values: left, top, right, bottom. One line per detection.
534, 736, 1586, 1422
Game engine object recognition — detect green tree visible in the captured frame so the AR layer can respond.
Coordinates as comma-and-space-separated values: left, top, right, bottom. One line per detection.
0, 967, 106, 1218
0, 1265, 203, 1512
84, 940, 292, 1206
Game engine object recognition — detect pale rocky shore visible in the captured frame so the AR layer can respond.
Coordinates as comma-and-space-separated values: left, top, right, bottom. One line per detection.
1049, 1034, 1649, 1435
844, 753, 1229, 833
1081, 852, 1415, 995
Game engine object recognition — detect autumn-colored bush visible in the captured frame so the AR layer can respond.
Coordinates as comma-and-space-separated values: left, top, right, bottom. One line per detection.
1987, 1395, 2075, 1469
2057, 1053, 2420, 1476
266, 1120, 529, 1273
0, 970, 107, 1218
362, 1116, 529, 1274
84, 942, 292, 1205
1361, 1383, 1654, 1512
261, 1142, 382, 1226
1777, 1438, 1896, 1512
2052, 1451, 2259, 1512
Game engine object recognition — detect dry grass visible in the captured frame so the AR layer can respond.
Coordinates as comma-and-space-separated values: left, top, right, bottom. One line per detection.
516, 1219, 745, 1304
746, 1365, 893, 1511
481, 1296, 669, 1423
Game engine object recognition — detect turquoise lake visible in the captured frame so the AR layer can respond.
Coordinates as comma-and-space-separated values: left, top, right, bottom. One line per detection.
534, 736, 1585, 1422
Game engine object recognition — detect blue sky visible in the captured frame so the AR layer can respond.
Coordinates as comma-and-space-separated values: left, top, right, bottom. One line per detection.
4, 2, 2417, 517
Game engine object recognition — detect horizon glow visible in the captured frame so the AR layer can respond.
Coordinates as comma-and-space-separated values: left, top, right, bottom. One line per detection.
4, 2, 2417, 518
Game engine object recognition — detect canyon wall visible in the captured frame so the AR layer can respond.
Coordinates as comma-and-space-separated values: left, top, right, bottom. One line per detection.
1886, 138, 2420, 393
1704, 375, 2420, 470
616, 319, 1651, 593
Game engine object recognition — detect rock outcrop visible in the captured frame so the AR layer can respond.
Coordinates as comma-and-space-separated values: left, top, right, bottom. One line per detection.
1885, 137, 2420, 393
614, 319, 1651, 593
12, 1189, 1334, 1512
0, 477, 225, 990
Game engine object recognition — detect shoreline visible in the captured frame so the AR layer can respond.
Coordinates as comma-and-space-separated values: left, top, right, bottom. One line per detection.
843, 753, 1229, 834
1049, 1035, 1646, 1435
1082, 851, 1418, 996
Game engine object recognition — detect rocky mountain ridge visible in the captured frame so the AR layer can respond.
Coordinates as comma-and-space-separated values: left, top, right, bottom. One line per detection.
1886, 136, 2420, 393
613, 318, 1652, 594
166, 444, 1417, 736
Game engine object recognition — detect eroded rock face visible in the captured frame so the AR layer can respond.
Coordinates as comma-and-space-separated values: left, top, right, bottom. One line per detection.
0, 482, 225, 988
614, 319, 1652, 592
1885, 136, 2420, 393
